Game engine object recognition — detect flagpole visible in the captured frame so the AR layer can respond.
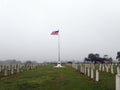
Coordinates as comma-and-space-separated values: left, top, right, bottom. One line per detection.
58, 30, 61, 65
51, 30, 62, 67
57, 30, 62, 67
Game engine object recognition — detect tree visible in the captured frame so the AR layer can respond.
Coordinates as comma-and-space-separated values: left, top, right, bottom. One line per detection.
84, 53, 112, 64
103, 55, 108, 59
95, 53, 100, 58
116, 52, 120, 62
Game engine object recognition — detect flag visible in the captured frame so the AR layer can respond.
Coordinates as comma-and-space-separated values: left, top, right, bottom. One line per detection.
51, 30, 59, 35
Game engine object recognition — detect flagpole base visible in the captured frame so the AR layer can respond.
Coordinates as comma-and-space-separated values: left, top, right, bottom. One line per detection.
54, 64, 63, 68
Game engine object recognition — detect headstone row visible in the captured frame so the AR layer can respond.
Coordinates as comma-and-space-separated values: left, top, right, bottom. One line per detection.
71, 64, 99, 82
0, 64, 38, 77
71, 63, 120, 90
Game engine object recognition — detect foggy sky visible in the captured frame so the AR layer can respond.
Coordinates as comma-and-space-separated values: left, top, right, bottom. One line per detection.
0, 0, 120, 62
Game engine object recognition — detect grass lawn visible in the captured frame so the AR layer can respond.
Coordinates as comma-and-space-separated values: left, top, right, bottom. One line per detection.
0, 65, 115, 90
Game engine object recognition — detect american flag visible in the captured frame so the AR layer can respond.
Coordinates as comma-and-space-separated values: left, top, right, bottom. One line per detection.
51, 30, 59, 35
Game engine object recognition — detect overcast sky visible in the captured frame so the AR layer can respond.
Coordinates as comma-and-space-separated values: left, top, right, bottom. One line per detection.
0, 0, 120, 62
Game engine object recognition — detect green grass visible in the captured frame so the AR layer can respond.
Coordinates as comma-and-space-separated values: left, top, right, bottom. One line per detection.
0, 65, 115, 90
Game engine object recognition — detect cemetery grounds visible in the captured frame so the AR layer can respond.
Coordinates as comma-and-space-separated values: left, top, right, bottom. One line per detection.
0, 64, 117, 90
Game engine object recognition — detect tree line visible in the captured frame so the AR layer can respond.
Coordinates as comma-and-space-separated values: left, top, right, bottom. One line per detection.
84, 51, 120, 64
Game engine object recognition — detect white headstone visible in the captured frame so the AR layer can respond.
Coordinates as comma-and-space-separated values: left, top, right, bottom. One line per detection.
75, 64, 78, 70
80, 65, 83, 73
84, 66, 87, 75
96, 70, 99, 81
111, 65, 114, 74
2, 65, 4, 70
87, 67, 90, 77
82, 66, 84, 73
116, 74, 120, 90
14, 64, 17, 70
17, 66, 20, 73
8, 65, 11, 71
0, 66, 1, 72
11, 67, 14, 74
106, 66, 109, 73
91, 68, 94, 79
117, 67, 120, 75
102, 64, 105, 71
4, 68, 7, 76
108, 64, 110, 69
99, 64, 101, 71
